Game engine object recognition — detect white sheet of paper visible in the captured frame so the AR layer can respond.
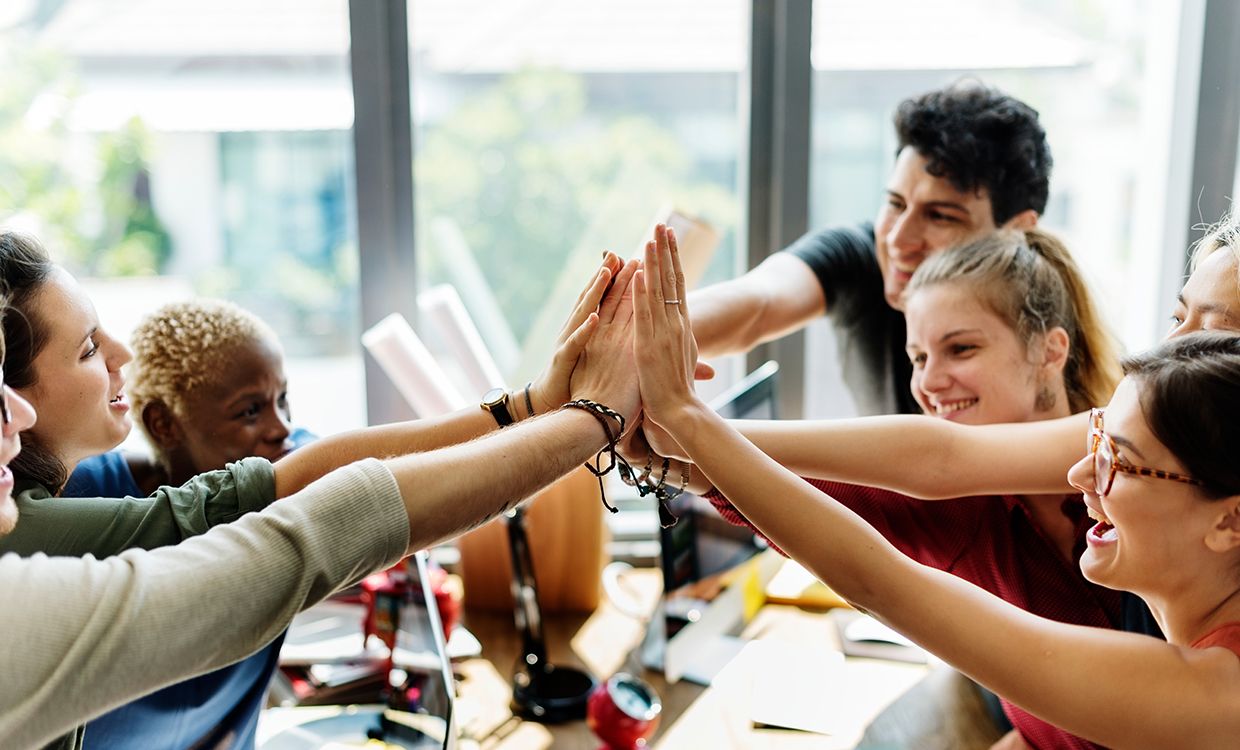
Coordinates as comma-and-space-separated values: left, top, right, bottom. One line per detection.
726, 639, 850, 736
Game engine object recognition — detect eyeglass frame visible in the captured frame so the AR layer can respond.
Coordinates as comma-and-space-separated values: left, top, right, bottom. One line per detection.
0, 367, 9, 426
1087, 408, 1203, 496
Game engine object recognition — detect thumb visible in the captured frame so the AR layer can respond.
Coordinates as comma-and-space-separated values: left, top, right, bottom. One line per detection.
557, 313, 598, 367
693, 361, 716, 381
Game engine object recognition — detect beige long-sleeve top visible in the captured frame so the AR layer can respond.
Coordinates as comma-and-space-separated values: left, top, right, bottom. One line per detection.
0, 458, 409, 750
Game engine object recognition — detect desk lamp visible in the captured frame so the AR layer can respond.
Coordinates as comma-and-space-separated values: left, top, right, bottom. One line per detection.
505, 505, 596, 722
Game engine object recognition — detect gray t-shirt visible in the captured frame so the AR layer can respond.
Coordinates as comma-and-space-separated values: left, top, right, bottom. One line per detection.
786, 222, 919, 416
0, 458, 408, 750
0, 457, 278, 750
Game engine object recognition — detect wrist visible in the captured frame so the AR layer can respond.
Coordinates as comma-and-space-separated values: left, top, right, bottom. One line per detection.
652, 402, 710, 448
527, 381, 559, 420
511, 382, 537, 422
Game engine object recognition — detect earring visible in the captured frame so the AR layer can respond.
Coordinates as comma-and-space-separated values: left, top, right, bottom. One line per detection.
1035, 384, 1056, 412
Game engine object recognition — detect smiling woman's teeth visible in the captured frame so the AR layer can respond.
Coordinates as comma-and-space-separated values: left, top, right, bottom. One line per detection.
1086, 506, 1111, 525
934, 399, 978, 416
1086, 506, 1116, 540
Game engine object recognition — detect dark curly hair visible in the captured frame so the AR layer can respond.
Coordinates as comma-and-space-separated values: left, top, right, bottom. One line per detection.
894, 81, 1052, 225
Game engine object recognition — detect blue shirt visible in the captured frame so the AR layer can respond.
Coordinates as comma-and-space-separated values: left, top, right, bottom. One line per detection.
64, 429, 315, 749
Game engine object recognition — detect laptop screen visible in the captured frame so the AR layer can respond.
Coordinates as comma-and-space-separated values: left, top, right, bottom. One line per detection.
264, 551, 456, 749
391, 551, 456, 749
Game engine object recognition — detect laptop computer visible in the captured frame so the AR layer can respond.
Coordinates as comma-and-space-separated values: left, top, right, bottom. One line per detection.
261, 551, 457, 749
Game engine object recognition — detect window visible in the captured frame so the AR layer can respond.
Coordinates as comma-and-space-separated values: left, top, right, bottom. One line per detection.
2, 0, 364, 439
407, 0, 748, 531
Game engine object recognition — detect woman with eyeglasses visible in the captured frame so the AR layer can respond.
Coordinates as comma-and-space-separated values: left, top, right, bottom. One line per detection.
639, 225, 1123, 750
636, 228, 1240, 749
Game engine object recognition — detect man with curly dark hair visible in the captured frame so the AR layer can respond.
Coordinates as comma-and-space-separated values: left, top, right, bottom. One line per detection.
689, 80, 1052, 416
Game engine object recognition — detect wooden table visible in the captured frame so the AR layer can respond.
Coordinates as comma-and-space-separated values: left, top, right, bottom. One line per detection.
451, 571, 1001, 750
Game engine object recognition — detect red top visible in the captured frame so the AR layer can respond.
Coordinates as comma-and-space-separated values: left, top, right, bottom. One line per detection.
707, 479, 1122, 750
1191, 622, 1240, 659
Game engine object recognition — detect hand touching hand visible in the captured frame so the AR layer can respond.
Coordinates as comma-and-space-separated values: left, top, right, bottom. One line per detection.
528, 252, 625, 416
568, 258, 642, 429
634, 225, 709, 433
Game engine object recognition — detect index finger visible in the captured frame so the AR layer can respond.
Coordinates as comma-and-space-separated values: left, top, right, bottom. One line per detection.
599, 258, 638, 324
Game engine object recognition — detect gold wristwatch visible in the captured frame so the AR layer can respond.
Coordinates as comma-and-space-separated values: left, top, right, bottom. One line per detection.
481, 387, 515, 426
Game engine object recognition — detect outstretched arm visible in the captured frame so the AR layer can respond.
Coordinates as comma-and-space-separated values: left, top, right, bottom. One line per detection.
0, 265, 644, 749
0, 404, 637, 750
728, 412, 1084, 498
641, 409, 1083, 500
633, 224, 1240, 750
274, 254, 633, 498
688, 252, 824, 359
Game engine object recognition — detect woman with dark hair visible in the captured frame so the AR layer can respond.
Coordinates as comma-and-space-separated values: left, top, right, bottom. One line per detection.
646, 226, 1123, 750
0, 230, 642, 749
636, 229, 1240, 749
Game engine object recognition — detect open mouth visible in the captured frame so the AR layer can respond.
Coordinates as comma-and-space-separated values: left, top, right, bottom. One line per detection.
109, 392, 125, 405
933, 398, 978, 417
1086, 505, 1117, 540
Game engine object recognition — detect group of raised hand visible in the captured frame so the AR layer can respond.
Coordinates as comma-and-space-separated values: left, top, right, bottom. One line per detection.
537, 224, 708, 477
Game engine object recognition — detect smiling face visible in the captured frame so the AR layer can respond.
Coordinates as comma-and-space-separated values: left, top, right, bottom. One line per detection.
874, 148, 1000, 310
905, 282, 1069, 425
1168, 248, 1240, 337
15, 269, 133, 471
158, 334, 293, 481
1069, 379, 1221, 598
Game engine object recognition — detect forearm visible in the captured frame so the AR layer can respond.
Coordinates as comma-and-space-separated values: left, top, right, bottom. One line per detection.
688, 281, 774, 359
670, 409, 1225, 750
733, 414, 1083, 498
689, 254, 824, 359
670, 406, 905, 597
0, 460, 408, 749
273, 405, 497, 498
385, 407, 612, 550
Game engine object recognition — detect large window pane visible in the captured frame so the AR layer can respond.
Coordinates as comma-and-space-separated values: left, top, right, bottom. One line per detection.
2, 0, 364, 439
409, 0, 746, 394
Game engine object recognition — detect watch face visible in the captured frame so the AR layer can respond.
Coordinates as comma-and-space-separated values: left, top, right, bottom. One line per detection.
482, 387, 507, 407
607, 674, 660, 720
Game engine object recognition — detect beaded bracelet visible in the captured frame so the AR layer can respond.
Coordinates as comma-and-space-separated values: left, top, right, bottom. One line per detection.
618, 451, 683, 529
652, 460, 688, 528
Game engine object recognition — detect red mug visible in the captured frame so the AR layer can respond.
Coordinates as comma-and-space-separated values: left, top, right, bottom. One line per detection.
587, 673, 662, 749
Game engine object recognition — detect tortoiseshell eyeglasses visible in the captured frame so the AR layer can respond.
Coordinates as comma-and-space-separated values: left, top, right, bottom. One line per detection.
1087, 408, 1202, 497
0, 368, 10, 426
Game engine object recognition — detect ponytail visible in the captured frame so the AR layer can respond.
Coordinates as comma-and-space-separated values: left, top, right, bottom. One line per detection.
1022, 228, 1123, 411
906, 228, 1121, 413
